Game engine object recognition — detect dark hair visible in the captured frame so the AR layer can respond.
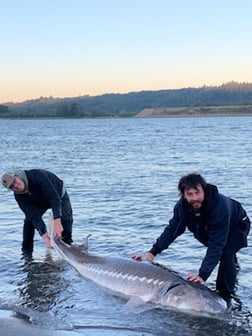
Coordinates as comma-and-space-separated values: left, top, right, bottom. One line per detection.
178, 173, 207, 196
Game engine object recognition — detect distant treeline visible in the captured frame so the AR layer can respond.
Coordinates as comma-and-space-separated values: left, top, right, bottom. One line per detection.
1, 81, 252, 118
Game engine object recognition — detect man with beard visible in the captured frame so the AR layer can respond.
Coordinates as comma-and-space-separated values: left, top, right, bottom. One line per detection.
133, 173, 250, 299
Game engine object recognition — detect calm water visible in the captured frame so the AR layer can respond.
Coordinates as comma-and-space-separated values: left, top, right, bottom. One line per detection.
0, 116, 252, 335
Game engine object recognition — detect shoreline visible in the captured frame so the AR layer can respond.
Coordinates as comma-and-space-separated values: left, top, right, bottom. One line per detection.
135, 105, 252, 118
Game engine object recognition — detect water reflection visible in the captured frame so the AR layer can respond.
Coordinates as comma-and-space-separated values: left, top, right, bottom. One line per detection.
144, 307, 252, 336
18, 251, 65, 313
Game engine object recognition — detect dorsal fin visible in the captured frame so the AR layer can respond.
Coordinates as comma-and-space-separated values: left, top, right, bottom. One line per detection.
78, 234, 92, 252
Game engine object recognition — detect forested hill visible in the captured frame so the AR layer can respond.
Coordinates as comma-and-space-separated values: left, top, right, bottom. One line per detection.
1, 82, 252, 118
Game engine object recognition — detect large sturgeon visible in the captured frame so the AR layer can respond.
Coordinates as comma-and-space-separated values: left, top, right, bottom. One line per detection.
50, 230, 227, 316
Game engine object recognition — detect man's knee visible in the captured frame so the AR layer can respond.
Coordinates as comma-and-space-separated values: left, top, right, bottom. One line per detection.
61, 217, 73, 233
22, 220, 35, 253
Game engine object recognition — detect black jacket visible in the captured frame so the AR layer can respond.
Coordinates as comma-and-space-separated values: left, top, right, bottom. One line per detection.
149, 184, 250, 281
14, 169, 64, 235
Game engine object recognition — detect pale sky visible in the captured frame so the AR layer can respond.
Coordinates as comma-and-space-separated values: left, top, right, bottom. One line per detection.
1, 0, 251, 103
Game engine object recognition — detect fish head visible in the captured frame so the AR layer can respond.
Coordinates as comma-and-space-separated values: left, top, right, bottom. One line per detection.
158, 280, 227, 315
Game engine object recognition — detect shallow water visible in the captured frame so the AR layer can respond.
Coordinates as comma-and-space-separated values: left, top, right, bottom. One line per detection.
0, 116, 252, 335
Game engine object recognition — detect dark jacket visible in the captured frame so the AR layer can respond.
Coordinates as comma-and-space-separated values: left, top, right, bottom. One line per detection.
149, 184, 250, 281
14, 169, 64, 235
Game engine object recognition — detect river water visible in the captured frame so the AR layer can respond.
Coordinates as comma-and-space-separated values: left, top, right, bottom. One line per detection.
0, 116, 251, 335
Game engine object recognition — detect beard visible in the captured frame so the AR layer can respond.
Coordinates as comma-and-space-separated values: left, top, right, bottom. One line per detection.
190, 201, 203, 209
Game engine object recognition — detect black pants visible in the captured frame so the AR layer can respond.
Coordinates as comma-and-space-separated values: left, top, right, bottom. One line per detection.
22, 192, 73, 253
216, 249, 238, 296
216, 215, 250, 296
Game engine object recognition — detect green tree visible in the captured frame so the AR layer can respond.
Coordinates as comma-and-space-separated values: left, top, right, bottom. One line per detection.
0, 104, 9, 114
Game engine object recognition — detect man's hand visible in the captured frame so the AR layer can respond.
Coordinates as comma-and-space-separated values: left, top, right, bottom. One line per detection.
54, 218, 63, 238
186, 273, 205, 285
42, 233, 53, 248
132, 252, 154, 261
